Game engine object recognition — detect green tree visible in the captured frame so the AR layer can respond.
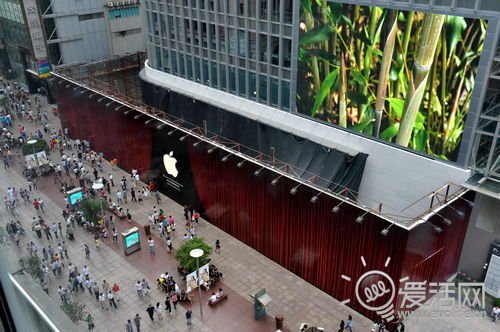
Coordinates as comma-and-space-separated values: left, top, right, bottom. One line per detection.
175, 237, 212, 273
60, 302, 91, 324
79, 198, 108, 223
19, 256, 44, 283
21, 139, 50, 156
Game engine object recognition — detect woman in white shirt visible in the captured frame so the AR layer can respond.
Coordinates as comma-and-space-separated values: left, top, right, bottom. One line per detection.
155, 302, 164, 320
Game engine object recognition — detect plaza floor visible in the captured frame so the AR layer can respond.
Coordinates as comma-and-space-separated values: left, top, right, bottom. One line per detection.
2, 88, 496, 332
0, 91, 372, 331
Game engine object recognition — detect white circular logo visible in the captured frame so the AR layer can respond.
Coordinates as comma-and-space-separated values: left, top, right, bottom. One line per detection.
355, 270, 395, 312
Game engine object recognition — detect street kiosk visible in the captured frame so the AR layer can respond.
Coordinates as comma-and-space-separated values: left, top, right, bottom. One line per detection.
250, 288, 272, 320
122, 227, 141, 255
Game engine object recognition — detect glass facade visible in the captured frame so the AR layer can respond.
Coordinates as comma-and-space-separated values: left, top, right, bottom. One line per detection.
144, 0, 294, 110
0, 0, 33, 85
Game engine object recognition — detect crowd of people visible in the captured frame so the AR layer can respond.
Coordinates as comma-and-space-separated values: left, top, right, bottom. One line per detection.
1, 79, 216, 331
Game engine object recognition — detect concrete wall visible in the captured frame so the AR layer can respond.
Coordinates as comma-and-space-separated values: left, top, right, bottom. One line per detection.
105, 4, 146, 56
459, 193, 500, 280
51, 0, 110, 66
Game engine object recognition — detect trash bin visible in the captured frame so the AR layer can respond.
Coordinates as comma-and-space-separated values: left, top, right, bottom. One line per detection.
144, 225, 151, 236
275, 314, 284, 329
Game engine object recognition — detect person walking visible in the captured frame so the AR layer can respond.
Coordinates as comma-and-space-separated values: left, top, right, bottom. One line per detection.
141, 279, 150, 296
185, 309, 192, 327
133, 314, 141, 332
112, 283, 120, 301
346, 315, 353, 332
107, 290, 117, 309
155, 302, 164, 320
125, 320, 134, 332
43, 224, 53, 240
164, 296, 172, 315
131, 188, 137, 202
62, 241, 69, 258
338, 320, 345, 332
215, 239, 221, 254
146, 304, 155, 321
86, 314, 95, 331
112, 228, 118, 242
148, 237, 155, 255
93, 282, 100, 302
170, 292, 178, 310
102, 280, 110, 294
136, 280, 143, 299
86, 277, 94, 295
99, 292, 107, 310
154, 191, 161, 204
51, 222, 59, 239
84, 244, 90, 259
166, 237, 173, 253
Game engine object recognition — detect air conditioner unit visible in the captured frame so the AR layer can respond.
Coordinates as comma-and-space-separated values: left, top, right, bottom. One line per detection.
113, 2, 119, 6
126, 0, 132, 5
107, 2, 113, 7
120, 1, 125, 6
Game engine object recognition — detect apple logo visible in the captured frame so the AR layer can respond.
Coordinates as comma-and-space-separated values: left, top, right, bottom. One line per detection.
163, 151, 179, 178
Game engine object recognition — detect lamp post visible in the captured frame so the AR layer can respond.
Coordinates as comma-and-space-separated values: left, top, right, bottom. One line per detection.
189, 248, 204, 317
27, 139, 38, 167
92, 182, 104, 220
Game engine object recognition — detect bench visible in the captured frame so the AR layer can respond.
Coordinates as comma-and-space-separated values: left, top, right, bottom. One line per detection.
109, 207, 126, 219
208, 294, 228, 307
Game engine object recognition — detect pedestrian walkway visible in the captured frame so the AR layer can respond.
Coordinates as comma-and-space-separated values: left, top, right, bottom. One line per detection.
1, 86, 373, 331
4, 83, 497, 332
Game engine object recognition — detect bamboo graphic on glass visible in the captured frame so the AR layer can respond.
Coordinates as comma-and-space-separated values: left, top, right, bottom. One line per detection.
396, 14, 445, 147
297, 2, 487, 160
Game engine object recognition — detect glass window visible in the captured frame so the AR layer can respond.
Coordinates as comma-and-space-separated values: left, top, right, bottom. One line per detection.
203, 59, 210, 85
186, 55, 193, 79
179, 54, 186, 77
258, 74, 267, 103
238, 68, 246, 97
229, 66, 236, 93
210, 61, 218, 87
220, 64, 227, 91
155, 46, 162, 69
171, 51, 178, 75
249, 72, 256, 101
194, 58, 201, 82
281, 81, 290, 110
78, 12, 104, 21
270, 78, 278, 106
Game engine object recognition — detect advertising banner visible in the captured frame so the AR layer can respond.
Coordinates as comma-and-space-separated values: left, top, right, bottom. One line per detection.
297, 2, 487, 161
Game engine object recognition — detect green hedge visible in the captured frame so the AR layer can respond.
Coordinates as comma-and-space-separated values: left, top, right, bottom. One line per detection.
175, 237, 212, 273
21, 139, 49, 156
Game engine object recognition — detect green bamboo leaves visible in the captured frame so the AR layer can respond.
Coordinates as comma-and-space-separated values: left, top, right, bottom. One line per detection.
374, 13, 398, 138
297, 2, 486, 160
396, 14, 445, 147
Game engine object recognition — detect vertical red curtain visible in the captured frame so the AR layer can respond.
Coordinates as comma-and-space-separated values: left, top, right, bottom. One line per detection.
187, 139, 473, 319
53, 79, 152, 173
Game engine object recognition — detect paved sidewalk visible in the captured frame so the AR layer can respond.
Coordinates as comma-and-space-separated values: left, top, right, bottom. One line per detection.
2, 89, 373, 331
3, 87, 497, 332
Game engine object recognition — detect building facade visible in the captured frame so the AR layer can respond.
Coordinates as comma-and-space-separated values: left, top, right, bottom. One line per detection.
0, 0, 39, 85
37, 0, 146, 68
51, 0, 500, 324
144, 0, 294, 110
103, 0, 146, 57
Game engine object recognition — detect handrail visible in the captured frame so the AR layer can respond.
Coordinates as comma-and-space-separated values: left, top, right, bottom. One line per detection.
51, 58, 468, 230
